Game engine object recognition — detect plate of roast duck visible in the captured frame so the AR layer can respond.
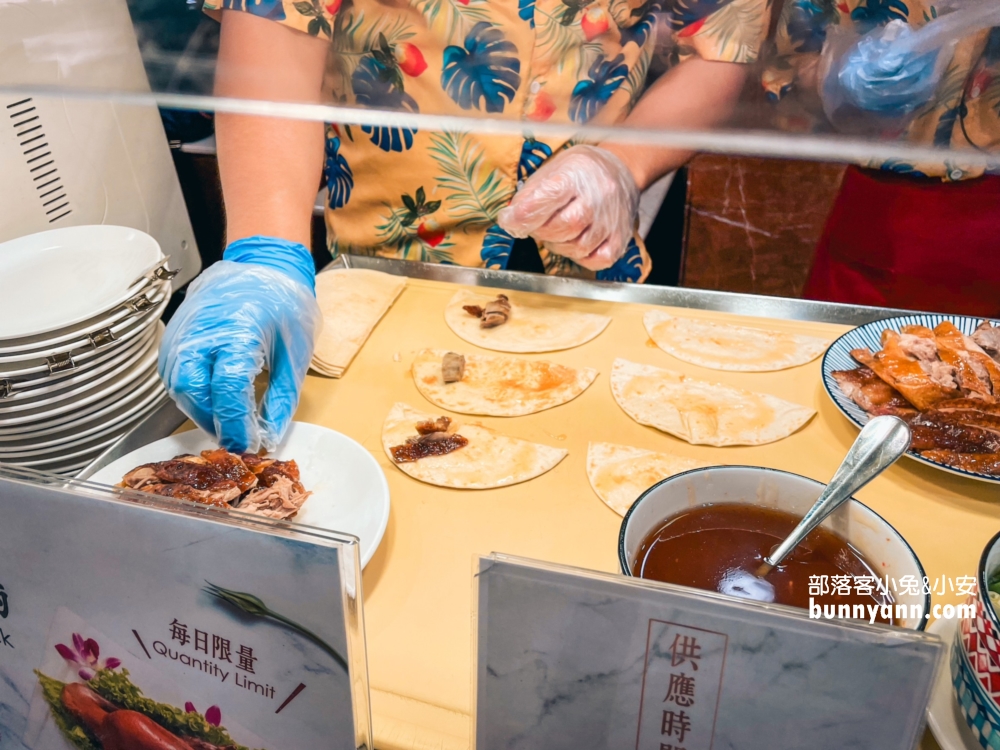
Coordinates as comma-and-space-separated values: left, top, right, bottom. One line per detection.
88, 421, 390, 565
823, 314, 1000, 482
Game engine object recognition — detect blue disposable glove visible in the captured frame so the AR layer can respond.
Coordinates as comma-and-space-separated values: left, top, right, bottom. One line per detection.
158, 236, 322, 453
835, 20, 940, 116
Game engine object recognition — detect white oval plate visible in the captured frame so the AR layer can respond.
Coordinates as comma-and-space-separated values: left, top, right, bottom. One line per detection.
0, 379, 164, 441
0, 395, 163, 458
0, 363, 161, 427
0, 277, 169, 355
2, 324, 157, 402
0, 329, 159, 417
0, 225, 164, 339
0, 285, 168, 372
822, 313, 1000, 484
89, 422, 391, 567
0, 369, 166, 438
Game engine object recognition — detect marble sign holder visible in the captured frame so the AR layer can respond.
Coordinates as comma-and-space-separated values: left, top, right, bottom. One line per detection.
474, 554, 943, 750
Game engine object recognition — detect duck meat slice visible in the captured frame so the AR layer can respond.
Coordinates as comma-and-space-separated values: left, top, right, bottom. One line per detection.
861, 330, 961, 410
832, 367, 913, 413
119, 465, 160, 490
480, 294, 511, 328
238, 475, 311, 519
908, 411, 1000, 454
200, 448, 258, 492
463, 295, 511, 328
138, 480, 242, 507
442, 352, 466, 383
920, 450, 1000, 476
932, 322, 997, 400
973, 322, 1000, 360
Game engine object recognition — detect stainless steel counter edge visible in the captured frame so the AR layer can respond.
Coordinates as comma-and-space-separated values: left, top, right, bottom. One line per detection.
334, 255, 922, 326
77, 257, 924, 478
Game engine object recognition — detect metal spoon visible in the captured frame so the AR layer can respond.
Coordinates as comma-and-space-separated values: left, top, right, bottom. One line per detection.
755, 415, 912, 580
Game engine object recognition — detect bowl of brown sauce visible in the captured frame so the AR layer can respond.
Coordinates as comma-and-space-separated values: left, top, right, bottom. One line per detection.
619, 466, 928, 630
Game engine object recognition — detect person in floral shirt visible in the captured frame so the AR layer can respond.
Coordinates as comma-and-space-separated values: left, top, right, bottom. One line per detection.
765, 0, 1000, 315
155, 0, 773, 451
205, 0, 769, 284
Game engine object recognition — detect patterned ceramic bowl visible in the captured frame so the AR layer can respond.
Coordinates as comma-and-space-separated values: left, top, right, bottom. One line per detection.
959, 530, 1000, 705
618, 465, 930, 629
953, 620, 1000, 749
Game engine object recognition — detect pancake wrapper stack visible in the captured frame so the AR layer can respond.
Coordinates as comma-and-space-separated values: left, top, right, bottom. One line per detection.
311, 269, 407, 377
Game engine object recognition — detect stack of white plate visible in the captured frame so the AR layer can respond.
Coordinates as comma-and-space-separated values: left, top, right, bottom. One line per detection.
0, 226, 177, 476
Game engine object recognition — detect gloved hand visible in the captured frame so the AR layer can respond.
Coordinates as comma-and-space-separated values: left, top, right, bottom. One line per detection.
158, 236, 322, 453
498, 144, 639, 272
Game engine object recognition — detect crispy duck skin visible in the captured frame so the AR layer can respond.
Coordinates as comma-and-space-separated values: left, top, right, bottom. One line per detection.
61, 684, 230, 750
931, 322, 996, 401
146, 460, 226, 490
416, 416, 452, 435
62, 683, 117, 729
259, 458, 302, 486
920, 451, 1000, 476
122, 450, 309, 518
908, 412, 1000, 454
200, 449, 258, 492
860, 331, 961, 410
832, 367, 913, 413
935, 398, 1000, 416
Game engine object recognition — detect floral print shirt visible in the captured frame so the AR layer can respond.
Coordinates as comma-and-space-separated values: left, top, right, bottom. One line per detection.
766, 0, 1000, 180
205, 0, 771, 280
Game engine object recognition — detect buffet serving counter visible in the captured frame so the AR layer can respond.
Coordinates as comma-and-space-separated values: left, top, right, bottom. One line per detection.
83, 257, 997, 750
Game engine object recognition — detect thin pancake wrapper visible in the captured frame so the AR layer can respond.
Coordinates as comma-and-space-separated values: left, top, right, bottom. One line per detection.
643, 310, 830, 372
610, 359, 815, 446
312, 269, 407, 376
381, 403, 567, 489
587, 442, 708, 516
412, 349, 598, 416
444, 290, 610, 353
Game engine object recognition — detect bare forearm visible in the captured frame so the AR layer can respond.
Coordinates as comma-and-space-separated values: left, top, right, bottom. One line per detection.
601, 58, 749, 190
214, 11, 329, 246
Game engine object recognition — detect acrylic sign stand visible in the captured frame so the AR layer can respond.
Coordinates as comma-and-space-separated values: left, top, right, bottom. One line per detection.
0, 465, 371, 750
474, 554, 942, 750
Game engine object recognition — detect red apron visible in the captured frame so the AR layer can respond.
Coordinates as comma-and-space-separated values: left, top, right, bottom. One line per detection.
803, 166, 1000, 317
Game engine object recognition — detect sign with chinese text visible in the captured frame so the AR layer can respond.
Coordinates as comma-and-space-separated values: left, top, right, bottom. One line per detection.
0, 468, 369, 750
475, 555, 942, 750
634, 621, 726, 750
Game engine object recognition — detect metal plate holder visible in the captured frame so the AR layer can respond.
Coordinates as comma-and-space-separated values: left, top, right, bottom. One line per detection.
125, 293, 154, 313
89, 327, 116, 348
46, 352, 75, 373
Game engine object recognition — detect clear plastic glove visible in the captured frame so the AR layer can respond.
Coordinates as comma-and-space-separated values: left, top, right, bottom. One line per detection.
498, 145, 639, 272
158, 236, 322, 453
